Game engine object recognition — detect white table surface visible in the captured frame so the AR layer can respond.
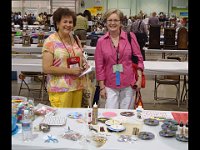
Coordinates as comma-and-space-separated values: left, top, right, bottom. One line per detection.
12, 58, 43, 72
12, 58, 95, 73
12, 58, 188, 76
144, 61, 188, 75
13, 44, 187, 55
12, 108, 188, 150
12, 44, 96, 54
12, 44, 42, 53
143, 47, 188, 54
83, 45, 96, 54
14, 25, 45, 29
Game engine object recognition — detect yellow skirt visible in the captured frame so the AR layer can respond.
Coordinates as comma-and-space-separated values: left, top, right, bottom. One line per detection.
48, 90, 83, 108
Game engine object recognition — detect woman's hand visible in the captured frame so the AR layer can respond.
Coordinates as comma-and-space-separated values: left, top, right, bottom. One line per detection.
100, 87, 107, 100
134, 76, 142, 91
70, 67, 83, 76
82, 63, 90, 71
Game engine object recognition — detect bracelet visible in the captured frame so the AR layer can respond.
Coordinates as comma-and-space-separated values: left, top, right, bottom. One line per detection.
100, 87, 105, 91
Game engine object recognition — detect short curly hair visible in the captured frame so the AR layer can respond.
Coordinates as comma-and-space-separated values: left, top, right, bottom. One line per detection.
53, 7, 77, 31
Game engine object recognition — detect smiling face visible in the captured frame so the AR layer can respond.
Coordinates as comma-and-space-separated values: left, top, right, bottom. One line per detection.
106, 13, 121, 33
57, 15, 74, 36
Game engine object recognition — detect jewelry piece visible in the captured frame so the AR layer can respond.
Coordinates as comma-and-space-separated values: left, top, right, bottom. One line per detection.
39, 123, 50, 133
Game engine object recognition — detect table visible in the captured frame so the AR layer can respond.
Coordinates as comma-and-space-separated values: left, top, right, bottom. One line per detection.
143, 47, 188, 55
14, 25, 45, 29
12, 58, 188, 106
143, 47, 188, 59
12, 44, 42, 53
12, 58, 188, 76
83, 45, 96, 54
12, 108, 188, 150
144, 61, 188, 75
143, 61, 188, 107
12, 58, 43, 72
12, 44, 96, 54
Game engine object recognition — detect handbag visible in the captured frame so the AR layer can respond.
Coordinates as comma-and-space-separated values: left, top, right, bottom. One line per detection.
92, 85, 100, 106
82, 74, 95, 108
134, 21, 148, 48
134, 90, 144, 109
127, 32, 146, 88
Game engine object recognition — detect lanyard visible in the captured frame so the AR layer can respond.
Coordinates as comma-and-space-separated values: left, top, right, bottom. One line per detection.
58, 33, 75, 57
116, 45, 119, 64
111, 39, 120, 64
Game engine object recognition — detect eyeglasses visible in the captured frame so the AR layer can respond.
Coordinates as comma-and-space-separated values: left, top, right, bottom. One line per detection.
106, 19, 120, 23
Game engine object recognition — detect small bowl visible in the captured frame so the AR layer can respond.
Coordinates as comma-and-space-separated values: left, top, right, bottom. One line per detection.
12, 96, 27, 103
91, 135, 107, 147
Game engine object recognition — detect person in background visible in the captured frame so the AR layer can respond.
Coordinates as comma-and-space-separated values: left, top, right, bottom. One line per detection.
83, 10, 92, 32
126, 16, 133, 32
74, 13, 88, 41
94, 9, 144, 109
42, 8, 88, 108
148, 12, 160, 28
36, 13, 43, 25
130, 15, 148, 60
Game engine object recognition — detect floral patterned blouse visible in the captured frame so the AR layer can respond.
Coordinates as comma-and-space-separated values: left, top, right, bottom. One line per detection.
42, 32, 86, 93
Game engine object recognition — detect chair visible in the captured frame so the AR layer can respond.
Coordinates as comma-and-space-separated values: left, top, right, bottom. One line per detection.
18, 72, 47, 100
154, 58, 181, 107
180, 75, 188, 108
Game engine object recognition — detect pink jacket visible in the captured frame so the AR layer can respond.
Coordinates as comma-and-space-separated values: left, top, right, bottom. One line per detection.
95, 30, 144, 89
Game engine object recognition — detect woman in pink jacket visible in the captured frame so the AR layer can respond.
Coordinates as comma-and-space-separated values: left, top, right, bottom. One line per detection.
95, 9, 144, 109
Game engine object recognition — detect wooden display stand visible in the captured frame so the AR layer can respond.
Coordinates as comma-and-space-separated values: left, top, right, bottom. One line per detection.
22, 35, 31, 47
177, 27, 188, 49
148, 25, 161, 49
164, 28, 176, 49
37, 33, 44, 47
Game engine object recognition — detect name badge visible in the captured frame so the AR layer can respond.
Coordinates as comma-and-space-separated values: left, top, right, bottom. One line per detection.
113, 64, 123, 73
67, 56, 80, 68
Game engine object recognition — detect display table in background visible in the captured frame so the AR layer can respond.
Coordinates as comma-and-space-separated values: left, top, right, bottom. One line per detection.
12, 58, 188, 76
12, 44, 96, 55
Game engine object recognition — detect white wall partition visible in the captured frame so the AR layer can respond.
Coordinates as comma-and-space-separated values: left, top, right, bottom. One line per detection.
79, 0, 107, 14
137, 0, 169, 17
108, 0, 131, 17
12, 0, 188, 17
51, 0, 76, 14
12, 0, 50, 15
12, 0, 76, 15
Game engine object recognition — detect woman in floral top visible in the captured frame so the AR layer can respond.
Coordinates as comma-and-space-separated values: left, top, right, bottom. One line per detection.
42, 8, 88, 107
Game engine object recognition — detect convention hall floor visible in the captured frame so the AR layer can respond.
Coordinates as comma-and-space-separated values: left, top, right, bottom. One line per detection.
12, 53, 188, 111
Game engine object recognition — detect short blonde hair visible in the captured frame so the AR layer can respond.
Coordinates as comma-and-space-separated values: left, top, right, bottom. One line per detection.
103, 9, 124, 22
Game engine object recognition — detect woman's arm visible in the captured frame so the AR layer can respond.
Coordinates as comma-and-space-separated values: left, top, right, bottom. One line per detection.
42, 51, 82, 76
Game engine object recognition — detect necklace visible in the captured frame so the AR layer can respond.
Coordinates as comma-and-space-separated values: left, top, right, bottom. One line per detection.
58, 32, 73, 45
57, 32, 75, 57
111, 36, 119, 48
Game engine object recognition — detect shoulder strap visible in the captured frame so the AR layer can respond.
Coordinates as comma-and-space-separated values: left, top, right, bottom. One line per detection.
127, 31, 131, 47
73, 34, 81, 48
137, 21, 142, 32
127, 32, 138, 64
